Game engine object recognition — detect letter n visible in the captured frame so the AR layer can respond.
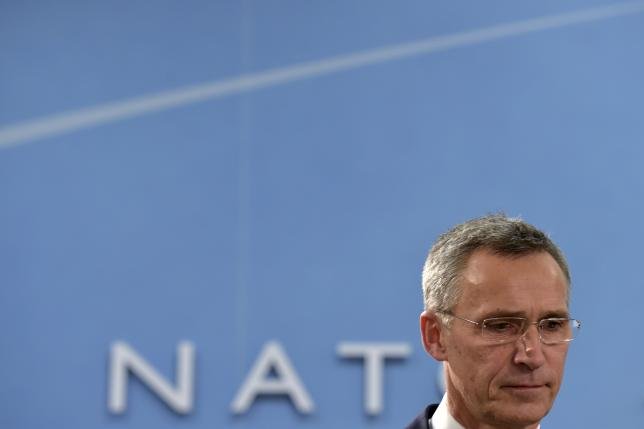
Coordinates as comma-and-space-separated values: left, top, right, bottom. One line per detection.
107, 341, 195, 414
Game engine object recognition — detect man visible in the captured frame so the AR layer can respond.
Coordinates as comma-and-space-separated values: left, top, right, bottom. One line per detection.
406, 214, 580, 429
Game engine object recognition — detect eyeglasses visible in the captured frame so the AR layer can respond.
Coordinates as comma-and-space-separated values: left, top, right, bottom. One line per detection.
439, 312, 581, 345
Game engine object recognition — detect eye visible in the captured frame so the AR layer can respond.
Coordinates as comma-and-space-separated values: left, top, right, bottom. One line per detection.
484, 319, 520, 333
541, 319, 566, 332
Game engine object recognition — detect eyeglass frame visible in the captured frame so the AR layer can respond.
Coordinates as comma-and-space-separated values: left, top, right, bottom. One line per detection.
437, 311, 582, 345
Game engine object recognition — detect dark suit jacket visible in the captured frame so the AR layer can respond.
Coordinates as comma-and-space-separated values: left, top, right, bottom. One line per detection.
404, 404, 439, 429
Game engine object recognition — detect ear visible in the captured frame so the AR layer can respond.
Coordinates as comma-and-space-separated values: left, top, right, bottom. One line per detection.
420, 310, 448, 361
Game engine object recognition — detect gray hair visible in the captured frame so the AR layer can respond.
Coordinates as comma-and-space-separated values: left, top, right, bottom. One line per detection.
422, 214, 570, 316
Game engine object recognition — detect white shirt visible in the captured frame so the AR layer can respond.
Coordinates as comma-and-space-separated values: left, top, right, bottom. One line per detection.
430, 395, 465, 429
430, 394, 541, 429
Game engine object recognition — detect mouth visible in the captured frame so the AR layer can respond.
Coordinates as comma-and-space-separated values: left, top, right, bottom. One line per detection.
503, 385, 545, 390
501, 384, 548, 395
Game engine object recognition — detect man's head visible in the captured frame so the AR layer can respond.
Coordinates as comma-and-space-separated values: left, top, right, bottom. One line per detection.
420, 214, 576, 429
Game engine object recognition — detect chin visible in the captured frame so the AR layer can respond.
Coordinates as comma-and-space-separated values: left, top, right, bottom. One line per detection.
486, 402, 551, 427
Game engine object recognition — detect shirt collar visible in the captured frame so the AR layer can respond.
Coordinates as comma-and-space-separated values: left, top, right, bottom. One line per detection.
430, 395, 465, 429
430, 394, 541, 429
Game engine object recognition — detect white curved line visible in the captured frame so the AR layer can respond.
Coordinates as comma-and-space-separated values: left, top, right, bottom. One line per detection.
1, 1, 644, 149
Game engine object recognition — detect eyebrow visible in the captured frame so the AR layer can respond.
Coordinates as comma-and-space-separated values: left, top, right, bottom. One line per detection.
481, 309, 570, 319
540, 310, 571, 319
481, 310, 525, 319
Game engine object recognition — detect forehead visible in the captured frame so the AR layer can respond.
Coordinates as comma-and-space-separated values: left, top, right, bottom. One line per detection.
454, 249, 569, 318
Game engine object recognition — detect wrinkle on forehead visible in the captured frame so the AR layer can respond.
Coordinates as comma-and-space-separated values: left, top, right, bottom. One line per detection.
454, 250, 569, 319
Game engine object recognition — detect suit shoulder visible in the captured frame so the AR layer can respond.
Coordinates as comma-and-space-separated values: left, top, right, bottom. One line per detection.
404, 404, 439, 429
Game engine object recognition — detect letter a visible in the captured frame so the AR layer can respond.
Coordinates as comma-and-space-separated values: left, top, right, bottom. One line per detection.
230, 341, 315, 414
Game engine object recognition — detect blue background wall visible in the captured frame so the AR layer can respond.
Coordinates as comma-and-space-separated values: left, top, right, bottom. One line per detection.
2, 1, 644, 428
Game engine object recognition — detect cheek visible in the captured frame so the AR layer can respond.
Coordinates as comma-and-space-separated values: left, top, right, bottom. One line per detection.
546, 348, 569, 384
450, 342, 505, 386
458, 346, 514, 394
480, 350, 511, 384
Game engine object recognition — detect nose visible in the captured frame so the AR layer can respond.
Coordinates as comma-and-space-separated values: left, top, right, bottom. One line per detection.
513, 324, 545, 370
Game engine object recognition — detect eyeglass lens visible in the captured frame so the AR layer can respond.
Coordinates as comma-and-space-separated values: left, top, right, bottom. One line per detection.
481, 318, 580, 344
